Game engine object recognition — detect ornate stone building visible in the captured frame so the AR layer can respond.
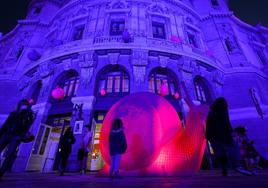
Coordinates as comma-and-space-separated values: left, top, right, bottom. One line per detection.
0, 0, 267, 172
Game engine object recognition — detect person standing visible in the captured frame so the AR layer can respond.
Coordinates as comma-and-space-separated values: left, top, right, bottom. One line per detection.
205, 97, 251, 176
0, 99, 34, 180
79, 128, 92, 174
58, 127, 76, 176
109, 118, 127, 178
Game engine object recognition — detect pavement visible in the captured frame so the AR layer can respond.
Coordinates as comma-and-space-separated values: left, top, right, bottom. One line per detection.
0, 170, 268, 188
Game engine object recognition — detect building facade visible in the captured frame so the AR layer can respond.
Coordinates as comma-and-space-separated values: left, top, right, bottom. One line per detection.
0, 0, 268, 172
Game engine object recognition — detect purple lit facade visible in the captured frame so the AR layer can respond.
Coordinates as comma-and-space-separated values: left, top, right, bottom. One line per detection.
0, 0, 267, 172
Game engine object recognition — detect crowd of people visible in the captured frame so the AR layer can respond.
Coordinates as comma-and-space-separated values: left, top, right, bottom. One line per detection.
0, 90, 264, 181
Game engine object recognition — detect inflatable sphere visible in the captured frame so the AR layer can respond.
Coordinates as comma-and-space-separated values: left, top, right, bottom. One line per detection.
100, 92, 181, 171
160, 83, 169, 96
99, 92, 209, 176
51, 86, 65, 100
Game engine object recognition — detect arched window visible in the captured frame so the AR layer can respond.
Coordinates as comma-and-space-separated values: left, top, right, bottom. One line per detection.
193, 76, 212, 104
57, 71, 80, 99
149, 68, 178, 96
96, 65, 130, 97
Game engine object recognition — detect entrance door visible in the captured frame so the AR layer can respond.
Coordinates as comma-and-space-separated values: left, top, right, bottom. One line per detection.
27, 124, 52, 171
89, 112, 106, 171
42, 126, 62, 172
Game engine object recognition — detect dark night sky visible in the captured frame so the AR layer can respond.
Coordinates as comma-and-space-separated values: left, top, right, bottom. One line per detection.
0, 0, 268, 34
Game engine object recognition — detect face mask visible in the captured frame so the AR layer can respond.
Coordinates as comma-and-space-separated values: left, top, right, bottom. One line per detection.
20, 105, 28, 110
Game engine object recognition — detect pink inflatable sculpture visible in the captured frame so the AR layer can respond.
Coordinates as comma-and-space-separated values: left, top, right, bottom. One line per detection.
99, 82, 209, 176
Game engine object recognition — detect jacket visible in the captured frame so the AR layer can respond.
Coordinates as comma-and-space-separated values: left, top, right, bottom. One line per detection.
0, 109, 34, 138
206, 110, 234, 145
109, 129, 127, 156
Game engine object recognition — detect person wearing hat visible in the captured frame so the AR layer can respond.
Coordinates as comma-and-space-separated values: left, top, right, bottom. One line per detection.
0, 99, 35, 180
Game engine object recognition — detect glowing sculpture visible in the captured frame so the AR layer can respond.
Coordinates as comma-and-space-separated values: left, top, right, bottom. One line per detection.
100, 88, 106, 96
170, 35, 182, 43
160, 83, 169, 96
51, 86, 65, 100
99, 82, 209, 176
174, 92, 180, 99
28, 98, 35, 105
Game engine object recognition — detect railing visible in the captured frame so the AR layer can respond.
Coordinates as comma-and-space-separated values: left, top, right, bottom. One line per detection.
94, 36, 124, 44
146, 38, 183, 51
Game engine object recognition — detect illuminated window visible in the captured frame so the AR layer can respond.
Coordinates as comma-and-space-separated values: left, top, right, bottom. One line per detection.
194, 76, 212, 104
149, 68, 178, 96
152, 22, 166, 39
58, 75, 79, 99
110, 21, 125, 36
96, 66, 130, 97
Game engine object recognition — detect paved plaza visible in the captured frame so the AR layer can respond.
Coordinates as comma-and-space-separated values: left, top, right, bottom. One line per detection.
0, 170, 267, 188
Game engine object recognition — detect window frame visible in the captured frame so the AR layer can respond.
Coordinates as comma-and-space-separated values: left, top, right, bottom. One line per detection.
193, 77, 212, 104
149, 69, 178, 97
152, 21, 166, 39
110, 20, 125, 36
97, 68, 130, 97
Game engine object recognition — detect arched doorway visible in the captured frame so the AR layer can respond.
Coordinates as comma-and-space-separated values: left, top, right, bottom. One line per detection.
28, 70, 80, 172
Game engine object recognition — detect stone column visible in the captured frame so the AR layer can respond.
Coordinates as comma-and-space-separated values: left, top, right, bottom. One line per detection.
13, 102, 51, 172
67, 96, 96, 171
132, 50, 148, 92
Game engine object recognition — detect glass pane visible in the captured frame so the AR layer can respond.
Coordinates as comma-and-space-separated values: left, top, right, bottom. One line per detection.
107, 76, 113, 93
114, 76, 120, 93
149, 77, 155, 93
169, 82, 175, 95
156, 78, 161, 94
32, 125, 45, 155
39, 127, 50, 155
74, 79, 79, 96
99, 79, 106, 92
68, 80, 75, 96
122, 77, 129, 92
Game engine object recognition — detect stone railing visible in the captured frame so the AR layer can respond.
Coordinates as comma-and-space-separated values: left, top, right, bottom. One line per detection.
94, 36, 123, 44
146, 38, 183, 51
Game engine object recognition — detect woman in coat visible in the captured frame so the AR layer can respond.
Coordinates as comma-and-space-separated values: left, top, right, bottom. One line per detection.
109, 118, 127, 178
206, 97, 251, 176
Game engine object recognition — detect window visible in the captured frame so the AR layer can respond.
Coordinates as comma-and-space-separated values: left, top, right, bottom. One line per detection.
194, 77, 212, 104
72, 25, 85, 41
187, 33, 198, 48
152, 22, 166, 39
59, 76, 79, 99
256, 50, 267, 65
97, 66, 130, 97
225, 37, 235, 53
110, 21, 125, 36
211, 0, 219, 6
149, 68, 178, 96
